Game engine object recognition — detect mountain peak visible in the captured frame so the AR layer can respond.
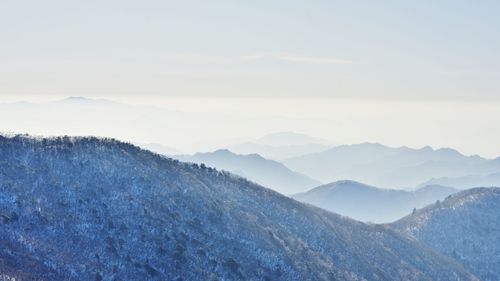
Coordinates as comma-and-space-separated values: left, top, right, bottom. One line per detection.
294, 180, 458, 223
306, 180, 379, 195
212, 148, 233, 155
330, 180, 375, 190
175, 148, 320, 194
65, 96, 89, 101
54, 96, 114, 105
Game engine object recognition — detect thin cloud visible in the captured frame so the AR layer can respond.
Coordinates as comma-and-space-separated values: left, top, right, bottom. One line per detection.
145, 52, 356, 65
279, 55, 355, 65
241, 53, 356, 65
241, 54, 268, 61
158, 53, 229, 64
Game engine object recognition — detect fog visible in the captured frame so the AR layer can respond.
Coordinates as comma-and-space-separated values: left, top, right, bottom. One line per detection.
1, 96, 499, 158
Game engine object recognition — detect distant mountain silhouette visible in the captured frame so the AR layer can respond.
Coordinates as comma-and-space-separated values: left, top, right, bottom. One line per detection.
419, 172, 500, 189
53, 96, 117, 106
174, 149, 321, 194
392, 187, 500, 281
228, 142, 330, 161
293, 180, 458, 223
284, 142, 500, 188
0, 135, 476, 280
227, 132, 333, 161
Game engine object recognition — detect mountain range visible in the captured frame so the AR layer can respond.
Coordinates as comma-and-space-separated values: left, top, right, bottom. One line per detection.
226, 132, 333, 161
392, 187, 500, 281
174, 149, 321, 194
0, 135, 477, 280
293, 180, 458, 223
284, 142, 500, 188
419, 172, 500, 189
4, 97, 499, 191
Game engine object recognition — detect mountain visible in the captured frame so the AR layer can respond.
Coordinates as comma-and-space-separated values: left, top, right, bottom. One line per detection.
284, 142, 499, 188
293, 180, 458, 223
228, 142, 330, 161
392, 187, 500, 281
53, 96, 117, 106
0, 135, 477, 280
227, 132, 333, 161
174, 149, 321, 194
419, 172, 500, 189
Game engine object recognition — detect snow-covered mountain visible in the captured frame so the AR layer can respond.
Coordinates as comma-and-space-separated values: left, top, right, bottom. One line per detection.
284, 142, 499, 188
174, 149, 321, 194
293, 180, 458, 223
0, 135, 476, 280
392, 187, 500, 281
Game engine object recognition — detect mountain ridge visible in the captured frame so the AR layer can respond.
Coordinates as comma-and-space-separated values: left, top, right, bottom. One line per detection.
284, 142, 499, 188
392, 187, 500, 281
174, 149, 321, 194
293, 180, 458, 223
226, 132, 334, 161
0, 134, 477, 280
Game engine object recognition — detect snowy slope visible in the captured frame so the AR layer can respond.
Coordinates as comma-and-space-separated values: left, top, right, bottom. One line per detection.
392, 187, 500, 281
0, 135, 476, 280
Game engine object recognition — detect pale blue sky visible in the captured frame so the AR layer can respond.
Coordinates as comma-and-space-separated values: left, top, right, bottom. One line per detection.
1, 0, 499, 99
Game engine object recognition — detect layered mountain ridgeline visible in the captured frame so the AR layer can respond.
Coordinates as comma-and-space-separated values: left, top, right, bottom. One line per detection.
419, 172, 500, 189
228, 142, 329, 162
227, 132, 333, 161
0, 135, 476, 280
284, 143, 500, 188
392, 188, 500, 281
293, 180, 458, 223
174, 149, 321, 195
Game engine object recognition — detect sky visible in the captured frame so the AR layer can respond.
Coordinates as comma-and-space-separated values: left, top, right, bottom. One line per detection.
1, 1, 500, 157
1, 0, 499, 99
